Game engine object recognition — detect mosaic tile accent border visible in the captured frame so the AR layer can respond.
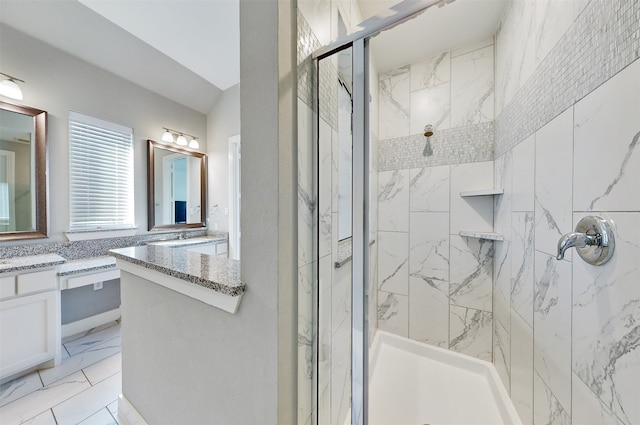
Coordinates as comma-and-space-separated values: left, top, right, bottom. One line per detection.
0, 229, 210, 260
378, 122, 494, 171
496, 0, 640, 156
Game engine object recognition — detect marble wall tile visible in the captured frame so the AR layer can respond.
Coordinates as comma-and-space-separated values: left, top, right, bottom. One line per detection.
297, 98, 315, 268
409, 165, 450, 212
332, 262, 351, 336
297, 0, 332, 45
450, 161, 494, 235
297, 263, 314, 425
534, 373, 571, 425
511, 312, 534, 425
534, 0, 589, 66
317, 255, 332, 425
449, 236, 493, 312
379, 67, 411, 140
494, 152, 513, 327
449, 306, 492, 361
573, 59, 640, 212
511, 212, 535, 327
409, 52, 451, 92
410, 83, 451, 134
318, 118, 333, 258
534, 252, 572, 414
377, 291, 409, 337
378, 170, 410, 232
572, 373, 626, 425
409, 275, 449, 348
572, 212, 640, 425
511, 135, 535, 212
377, 231, 409, 295
452, 38, 494, 58
494, 318, 511, 393
450, 45, 494, 127
534, 108, 573, 259
331, 306, 351, 425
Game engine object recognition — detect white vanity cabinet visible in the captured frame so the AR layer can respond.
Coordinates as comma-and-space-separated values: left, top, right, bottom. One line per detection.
0, 268, 60, 380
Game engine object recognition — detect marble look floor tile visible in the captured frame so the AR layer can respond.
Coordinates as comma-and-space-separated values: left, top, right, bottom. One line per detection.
40, 336, 121, 387
0, 371, 90, 425
0, 371, 43, 408
61, 322, 119, 345
572, 373, 625, 425
20, 409, 56, 425
78, 408, 118, 425
52, 372, 121, 425
409, 165, 450, 212
449, 305, 492, 361
106, 401, 119, 423
64, 324, 121, 357
83, 353, 121, 386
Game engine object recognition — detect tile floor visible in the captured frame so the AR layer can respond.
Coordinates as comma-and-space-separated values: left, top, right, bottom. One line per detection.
0, 321, 122, 425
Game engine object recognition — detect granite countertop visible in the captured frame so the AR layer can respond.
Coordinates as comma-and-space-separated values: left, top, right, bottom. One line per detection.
109, 245, 244, 297
146, 236, 227, 248
57, 256, 117, 277
0, 254, 67, 274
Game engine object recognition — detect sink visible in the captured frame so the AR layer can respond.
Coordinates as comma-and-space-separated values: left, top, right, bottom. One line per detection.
148, 238, 212, 248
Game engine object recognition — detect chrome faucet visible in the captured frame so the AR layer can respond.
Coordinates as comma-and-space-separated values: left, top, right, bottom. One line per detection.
556, 232, 599, 260
556, 216, 615, 266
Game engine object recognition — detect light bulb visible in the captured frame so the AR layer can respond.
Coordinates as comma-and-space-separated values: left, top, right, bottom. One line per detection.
176, 135, 188, 146
162, 130, 174, 142
0, 79, 23, 100
189, 138, 199, 149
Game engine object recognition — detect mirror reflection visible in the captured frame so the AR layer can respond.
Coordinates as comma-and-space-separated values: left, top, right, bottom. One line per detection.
147, 140, 206, 230
0, 101, 47, 240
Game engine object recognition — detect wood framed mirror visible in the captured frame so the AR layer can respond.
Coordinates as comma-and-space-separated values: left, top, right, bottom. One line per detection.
147, 139, 206, 231
0, 101, 48, 241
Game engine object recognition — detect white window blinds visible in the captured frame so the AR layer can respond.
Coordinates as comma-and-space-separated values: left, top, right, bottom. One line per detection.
69, 111, 134, 231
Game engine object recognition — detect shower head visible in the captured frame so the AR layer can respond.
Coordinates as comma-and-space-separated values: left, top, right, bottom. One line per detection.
424, 124, 434, 137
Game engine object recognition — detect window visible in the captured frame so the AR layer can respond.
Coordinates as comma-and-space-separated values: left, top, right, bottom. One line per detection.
69, 111, 134, 231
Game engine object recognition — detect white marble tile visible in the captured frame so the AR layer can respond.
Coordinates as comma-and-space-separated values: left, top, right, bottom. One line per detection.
409, 212, 449, 284
331, 306, 351, 425
83, 353, 121, 386
572, 373, 625, 425
449, 235, 493, 312
369, 170, 379, 234
511, 212, 535, 327
409, 165, 450, 212
298, 0, 332, 45
377, 291, 409, 338
450, 45, 494, 127
449, 306, 492, 361
511, 135, 535, 212
106, 401, 118, 424
78, 408, 118, 425
534, 108, 573, 259
450, 161, 494, 235
298, 263, 314, 401
408, 275, 449, 348
451, 37, 494, 58
0, 371, 43, 408
573, 59, 640, 212
379, 67, 410, 140
377, 231, 409, 295
534, 252, 572, 414
572, 212, 640, 425
378, 170, 409, 232
40, 336, 121, 387
494, 152, 513, 327
21, 410, 57, 425
409, 51, 450, 91
61, 322, 119, 346
511, 312, 534, 425
535, 0, 589, 66
52, 372, 121, 425
63, 324, 121, 357
317, 254, 332, 416
318, 117, 333, 258
332, 261, 351, 335
494, 318, 511, 393
298, 98, 315, 267
410, 83, 451, 134
533, 372, 571, 425
0, 371, 90, 425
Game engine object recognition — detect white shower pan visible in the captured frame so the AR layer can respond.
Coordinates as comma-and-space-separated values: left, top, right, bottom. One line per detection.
368, 331, 522, 425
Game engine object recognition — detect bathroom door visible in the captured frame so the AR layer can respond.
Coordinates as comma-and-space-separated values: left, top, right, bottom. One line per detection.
0, 150, 15, 232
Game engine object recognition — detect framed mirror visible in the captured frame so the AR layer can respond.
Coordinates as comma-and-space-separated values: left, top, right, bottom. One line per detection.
147, 139, 206, 231
0, 101, 48, 241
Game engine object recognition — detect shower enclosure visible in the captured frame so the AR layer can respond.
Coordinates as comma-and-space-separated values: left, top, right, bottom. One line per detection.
298, 0, 640, 424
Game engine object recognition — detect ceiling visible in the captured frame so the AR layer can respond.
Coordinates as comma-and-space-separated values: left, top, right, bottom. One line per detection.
0, 0, 505, 113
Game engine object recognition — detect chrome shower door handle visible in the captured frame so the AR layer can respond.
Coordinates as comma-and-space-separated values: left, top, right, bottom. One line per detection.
556, 216, 615, 266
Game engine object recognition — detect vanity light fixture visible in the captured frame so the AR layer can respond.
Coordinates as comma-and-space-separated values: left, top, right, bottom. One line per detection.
161, 127, 199, 149
0, 72, 24, 100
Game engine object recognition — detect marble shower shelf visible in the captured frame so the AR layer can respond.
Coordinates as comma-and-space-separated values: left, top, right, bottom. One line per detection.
459, 231, 504, 241
460, 189, 504, 197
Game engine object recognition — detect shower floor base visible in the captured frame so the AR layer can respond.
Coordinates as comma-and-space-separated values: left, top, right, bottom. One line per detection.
368, 331, 521, 425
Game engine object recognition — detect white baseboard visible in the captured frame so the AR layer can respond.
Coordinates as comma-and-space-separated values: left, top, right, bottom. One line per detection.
61, 308, 121, 338
118, 394, 149, 425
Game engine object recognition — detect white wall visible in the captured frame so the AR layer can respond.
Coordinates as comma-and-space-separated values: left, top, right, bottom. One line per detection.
206, 84, 240, 232
0, 24, 207, 243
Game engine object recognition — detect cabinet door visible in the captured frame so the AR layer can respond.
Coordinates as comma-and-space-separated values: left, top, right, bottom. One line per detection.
0, 290, 57, 379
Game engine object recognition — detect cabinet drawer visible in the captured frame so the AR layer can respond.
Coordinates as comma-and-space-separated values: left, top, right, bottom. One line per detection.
64, 269, 120, 290
0, 275, 16, 300
17, 269, 57, 295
